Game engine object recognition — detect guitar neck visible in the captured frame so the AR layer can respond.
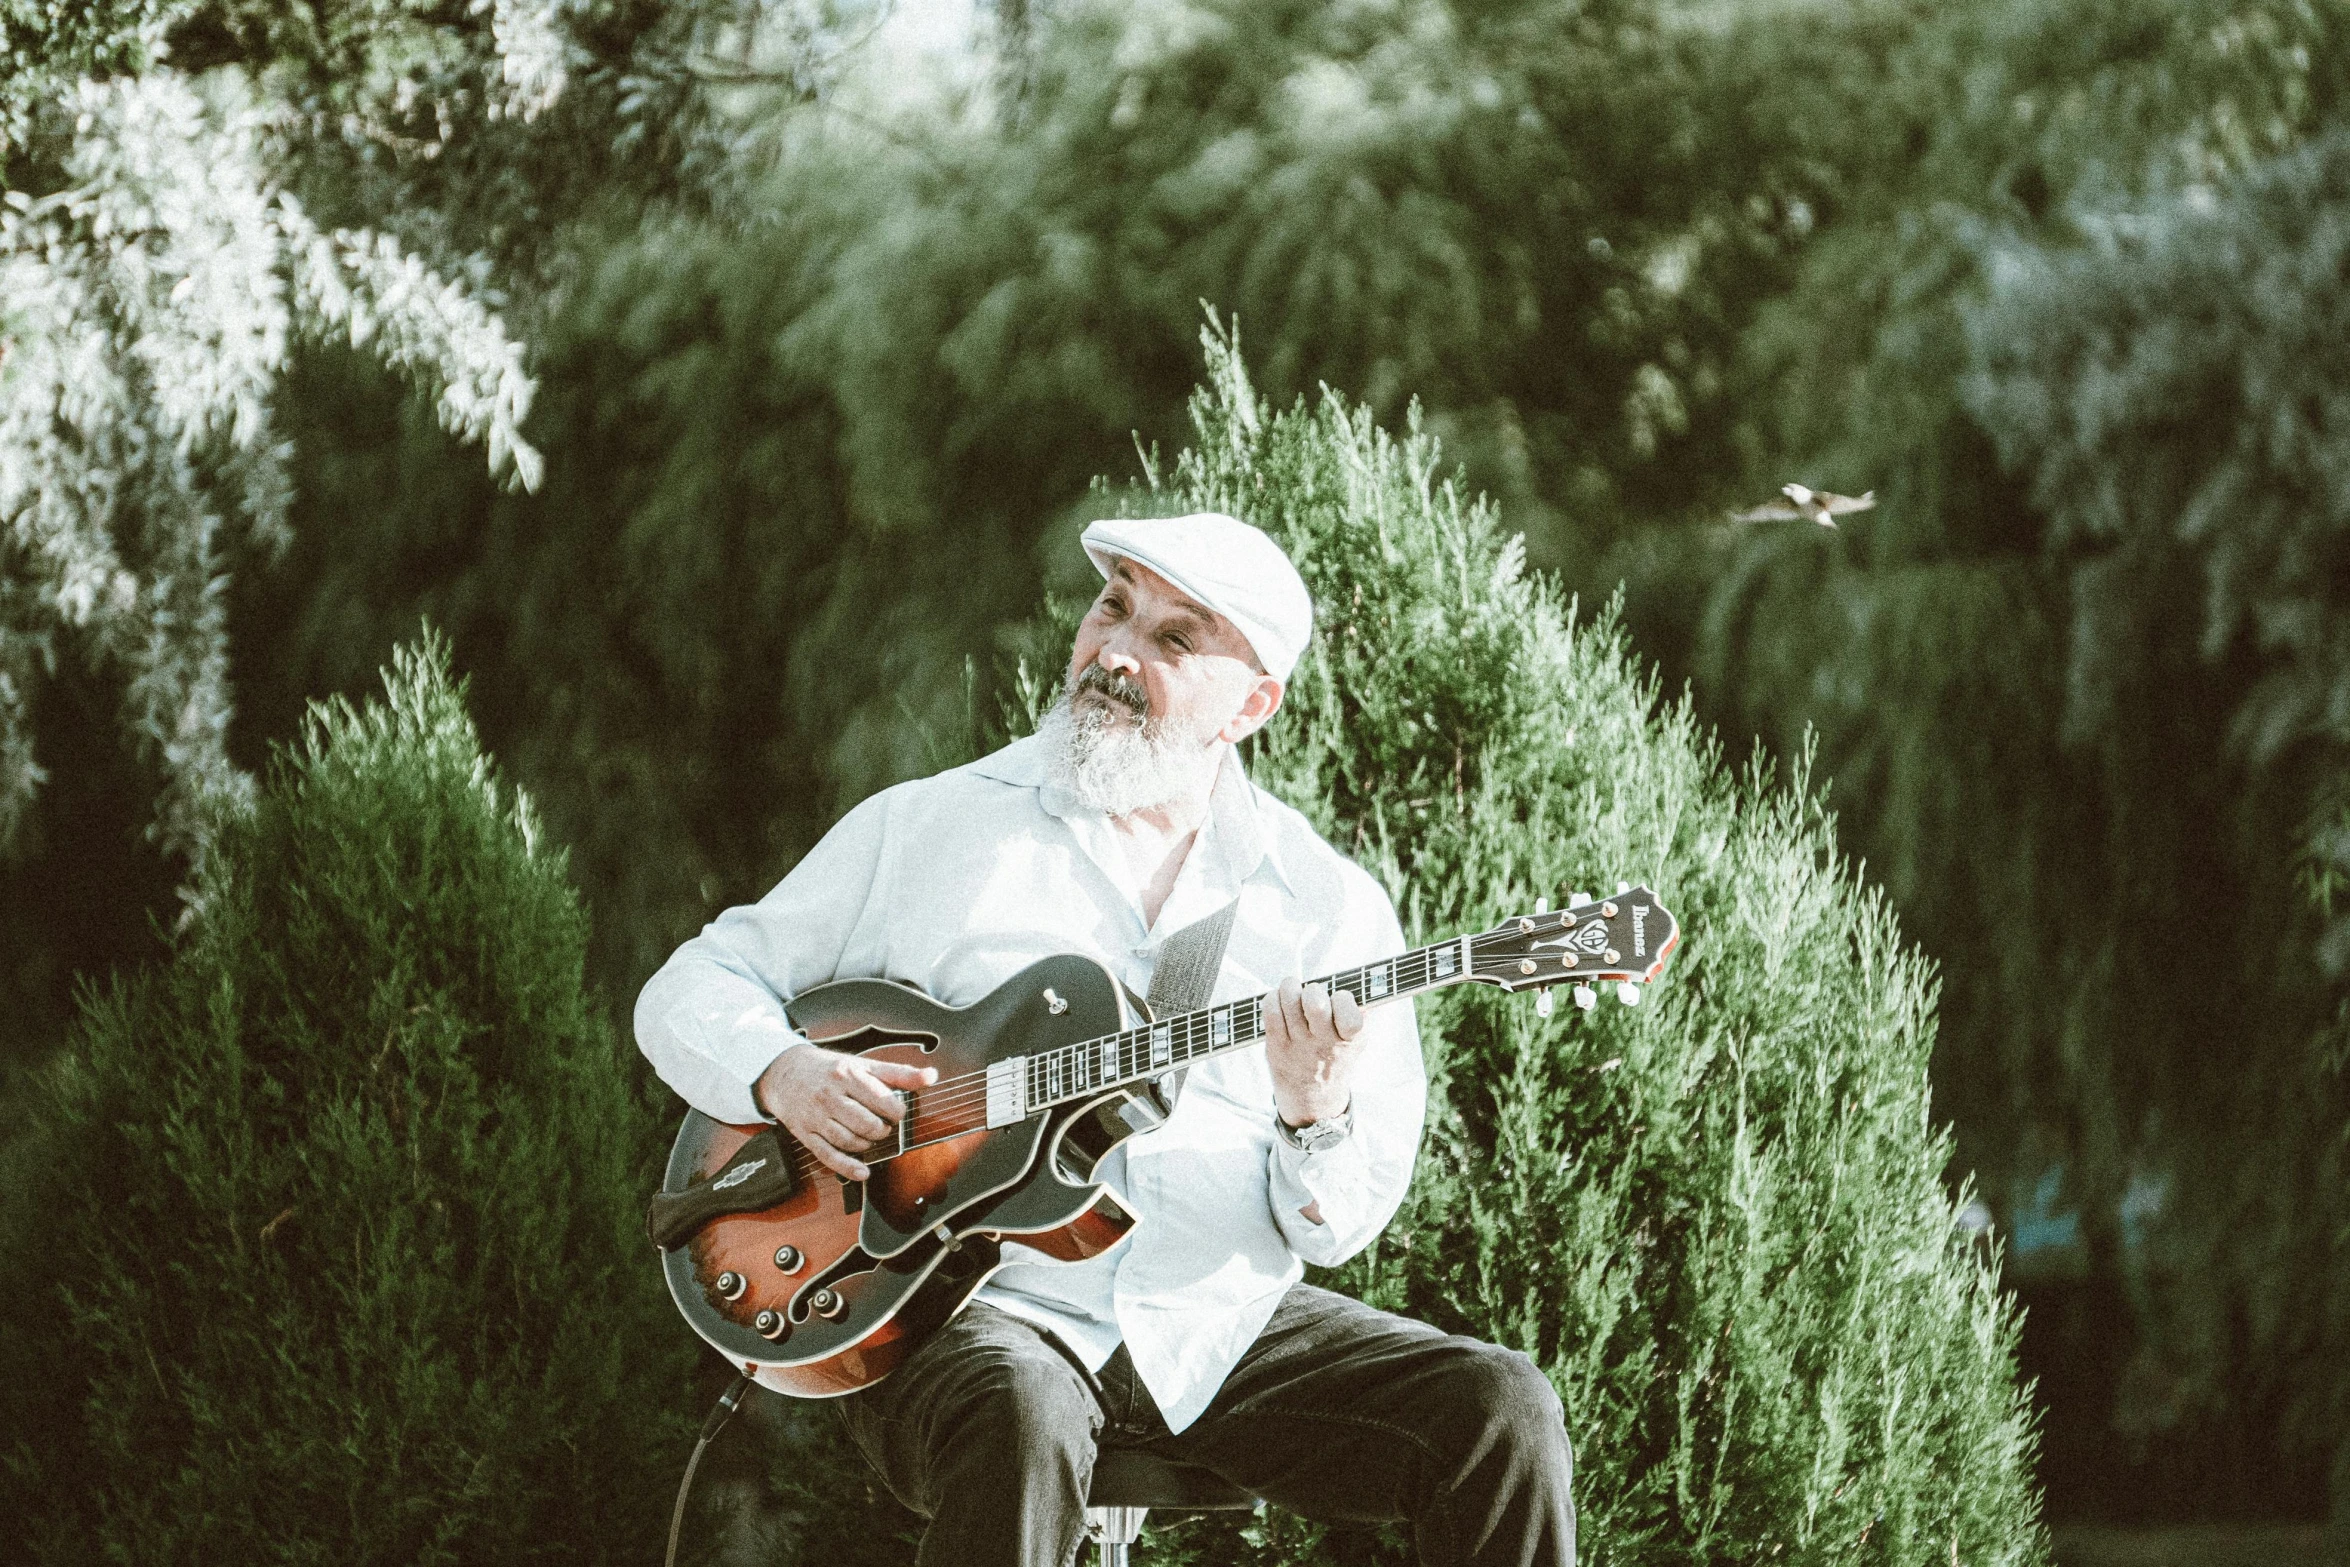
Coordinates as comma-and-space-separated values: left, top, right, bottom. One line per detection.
1004, 936, 1472, 1119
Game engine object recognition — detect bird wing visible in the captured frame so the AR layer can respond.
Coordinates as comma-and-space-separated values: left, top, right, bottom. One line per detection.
1820, 490, 1877, 515
1730, 501, 1807, 522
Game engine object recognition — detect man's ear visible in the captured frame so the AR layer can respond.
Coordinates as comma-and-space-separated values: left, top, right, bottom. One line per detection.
1219, 673, 1285, 744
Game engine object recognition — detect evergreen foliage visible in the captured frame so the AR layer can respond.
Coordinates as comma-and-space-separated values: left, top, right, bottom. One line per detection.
0, 635, 697, 1563
1160, 330, 2046, 1565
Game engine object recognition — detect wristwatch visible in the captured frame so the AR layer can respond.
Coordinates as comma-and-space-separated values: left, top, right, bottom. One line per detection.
1276, 1104, 1353, 1154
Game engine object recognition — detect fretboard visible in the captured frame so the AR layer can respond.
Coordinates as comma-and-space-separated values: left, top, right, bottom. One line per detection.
988, 935, 1471, 1125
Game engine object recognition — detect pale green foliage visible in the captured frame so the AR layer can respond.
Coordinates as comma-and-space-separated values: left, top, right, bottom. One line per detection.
0, 69, 538, 870
0, 0, 176, 164
0, 0, 919, 914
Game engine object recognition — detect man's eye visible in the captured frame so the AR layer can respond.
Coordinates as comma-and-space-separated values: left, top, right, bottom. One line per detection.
1164, 634, 1192, 653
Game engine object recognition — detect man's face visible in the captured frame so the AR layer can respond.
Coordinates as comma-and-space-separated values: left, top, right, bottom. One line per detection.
1068, 559, 1283, 748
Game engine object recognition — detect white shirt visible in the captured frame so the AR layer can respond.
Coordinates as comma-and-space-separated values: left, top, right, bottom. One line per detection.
633, 735, 1427, 1431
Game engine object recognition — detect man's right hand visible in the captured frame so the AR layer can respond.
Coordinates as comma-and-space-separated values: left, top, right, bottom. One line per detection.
754, 1045, 937, 1181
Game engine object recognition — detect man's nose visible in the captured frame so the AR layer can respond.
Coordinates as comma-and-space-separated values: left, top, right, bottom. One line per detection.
1094, 636, 1142, 677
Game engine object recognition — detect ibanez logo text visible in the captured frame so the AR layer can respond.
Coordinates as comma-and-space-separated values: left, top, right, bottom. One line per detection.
1631, 905, 1648, 957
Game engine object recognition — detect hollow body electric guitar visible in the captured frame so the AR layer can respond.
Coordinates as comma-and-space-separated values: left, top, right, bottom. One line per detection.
648, 888, 1679, 1397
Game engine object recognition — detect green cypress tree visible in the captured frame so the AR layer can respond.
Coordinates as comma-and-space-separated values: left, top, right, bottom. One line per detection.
969, 327, 2045, 1565
0, 634, 697, 1563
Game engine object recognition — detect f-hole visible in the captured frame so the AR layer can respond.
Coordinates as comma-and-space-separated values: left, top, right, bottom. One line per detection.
815, 1026, 941, 1056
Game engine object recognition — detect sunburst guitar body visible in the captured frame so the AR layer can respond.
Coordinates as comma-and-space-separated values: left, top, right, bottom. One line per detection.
653, 954, 1156, 1398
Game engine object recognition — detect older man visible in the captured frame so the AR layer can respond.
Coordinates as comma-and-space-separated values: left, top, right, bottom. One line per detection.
635, 514, 1574, 1567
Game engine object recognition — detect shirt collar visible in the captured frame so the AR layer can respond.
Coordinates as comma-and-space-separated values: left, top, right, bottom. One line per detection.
969, 735, 1295, 896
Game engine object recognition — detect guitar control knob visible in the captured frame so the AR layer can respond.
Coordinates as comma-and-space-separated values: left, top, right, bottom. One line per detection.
808, 1288, 848, 1321
774, 1245, 805, 1273
716, 1270, 748, 1302
754, 1308, 790, 1342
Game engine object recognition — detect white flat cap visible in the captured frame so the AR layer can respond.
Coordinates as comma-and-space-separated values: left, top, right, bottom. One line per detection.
1080, 513, 1314, 682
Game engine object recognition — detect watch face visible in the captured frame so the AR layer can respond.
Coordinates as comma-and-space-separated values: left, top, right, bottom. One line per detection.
1286, 1111, 1352, 1152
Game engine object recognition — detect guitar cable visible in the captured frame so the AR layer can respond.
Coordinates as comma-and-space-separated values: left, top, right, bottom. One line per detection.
664, 1365, 759, 1567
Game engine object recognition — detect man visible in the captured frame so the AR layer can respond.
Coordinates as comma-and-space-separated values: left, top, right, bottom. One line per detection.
636, 513, 1575, 1567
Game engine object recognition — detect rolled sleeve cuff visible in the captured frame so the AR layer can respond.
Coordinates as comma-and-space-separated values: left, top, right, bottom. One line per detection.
639, 985, 810, 1125
711, 1003, 808, 1096
1268, 1131, 1378, 1265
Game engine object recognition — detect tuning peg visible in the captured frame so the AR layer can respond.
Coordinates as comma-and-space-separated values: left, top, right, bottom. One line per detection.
1615, 880, 1631, 895
1569, 891, 1591, 909
1535, 989, 1555, 1018
1616, 982, 1640, 1008
1572, 984, 1597, 1011
1533, 895, 1549, 915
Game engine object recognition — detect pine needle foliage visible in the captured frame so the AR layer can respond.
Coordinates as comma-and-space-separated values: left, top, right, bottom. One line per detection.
994, 328, 2050, 1566
0, 633, 696, 1564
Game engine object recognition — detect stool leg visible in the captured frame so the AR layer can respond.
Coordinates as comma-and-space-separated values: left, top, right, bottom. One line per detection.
1083, 1505, 1149, 1567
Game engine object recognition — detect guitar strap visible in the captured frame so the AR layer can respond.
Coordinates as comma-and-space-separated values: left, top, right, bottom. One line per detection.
1140, 898, 1239, 1107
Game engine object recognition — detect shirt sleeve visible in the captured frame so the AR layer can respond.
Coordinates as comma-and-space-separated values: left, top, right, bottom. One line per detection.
632, 790, 895, 1123
1265, 884, 1428, 1268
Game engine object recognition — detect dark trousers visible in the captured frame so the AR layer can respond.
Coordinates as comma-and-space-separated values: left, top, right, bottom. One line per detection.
837, 1286, 1575, 1567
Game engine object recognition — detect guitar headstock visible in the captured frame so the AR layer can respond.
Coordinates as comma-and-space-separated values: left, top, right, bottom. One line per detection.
1468, 886, 1679, 999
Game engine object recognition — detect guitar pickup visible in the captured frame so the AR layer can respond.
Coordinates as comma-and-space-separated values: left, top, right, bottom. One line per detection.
985, 1056, 1029, 1127
644, 1128, 798, 1250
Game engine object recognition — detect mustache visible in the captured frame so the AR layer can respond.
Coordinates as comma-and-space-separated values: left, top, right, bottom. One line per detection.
1071, 664, 1149, 718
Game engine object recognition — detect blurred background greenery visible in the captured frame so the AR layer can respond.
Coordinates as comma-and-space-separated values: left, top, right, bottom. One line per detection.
3, 0, 2346, 1549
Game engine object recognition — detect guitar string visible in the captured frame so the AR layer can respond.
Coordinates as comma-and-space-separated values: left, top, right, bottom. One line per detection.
867, 929, 1591, 1146
878, 941, 1478, 1153
891, 943, 1447, 1126
877, 919, 1646, 1149
731, 912, 1646, 1181
782, 948, 1441, 1164
891, 920, 1612, 1135
772, 941, 1531, 1177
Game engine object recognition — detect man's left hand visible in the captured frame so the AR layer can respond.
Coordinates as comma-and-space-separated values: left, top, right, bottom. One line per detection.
1265, 977, 1364, 1129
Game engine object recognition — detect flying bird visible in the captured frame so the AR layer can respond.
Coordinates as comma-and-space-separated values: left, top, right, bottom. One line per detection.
1730, 483, 1876, 529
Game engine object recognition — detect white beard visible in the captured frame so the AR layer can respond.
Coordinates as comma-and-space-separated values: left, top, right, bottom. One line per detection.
1035, 685, 1220, 819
